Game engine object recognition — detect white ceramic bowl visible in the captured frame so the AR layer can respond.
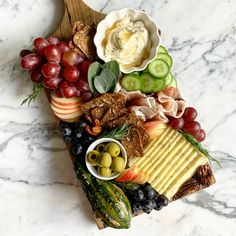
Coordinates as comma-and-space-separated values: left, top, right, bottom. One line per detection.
85, 138, 127, 180
94, 8, 161, 73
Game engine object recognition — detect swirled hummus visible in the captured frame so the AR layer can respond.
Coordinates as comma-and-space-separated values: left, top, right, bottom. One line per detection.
103, 16, 151, 68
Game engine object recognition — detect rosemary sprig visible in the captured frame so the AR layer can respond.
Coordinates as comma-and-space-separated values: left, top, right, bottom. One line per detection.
21, 83, 43, 106
98, 125, 131, 140
179, 130, 221, 167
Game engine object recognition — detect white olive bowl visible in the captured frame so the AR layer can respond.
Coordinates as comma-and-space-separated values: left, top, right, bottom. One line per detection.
85, 138, 127, 180
94, 8, 161, 73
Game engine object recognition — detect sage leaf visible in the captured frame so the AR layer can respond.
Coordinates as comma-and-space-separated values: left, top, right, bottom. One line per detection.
100, 68, 116, 91
102, 60, 120, 78
88, 62, 103, 92
94, 75, 109, 93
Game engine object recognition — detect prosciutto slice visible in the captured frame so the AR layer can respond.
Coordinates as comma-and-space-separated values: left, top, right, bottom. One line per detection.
157, 87, 186, 119
118, 87, 186, 122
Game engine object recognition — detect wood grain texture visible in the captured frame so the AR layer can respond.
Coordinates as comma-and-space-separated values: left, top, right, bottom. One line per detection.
52, 0, 105, 41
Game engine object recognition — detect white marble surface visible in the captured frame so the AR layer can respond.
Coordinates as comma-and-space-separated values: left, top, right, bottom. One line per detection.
0, 0, 235, 235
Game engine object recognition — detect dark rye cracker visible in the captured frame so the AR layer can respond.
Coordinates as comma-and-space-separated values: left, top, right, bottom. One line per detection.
91, 107, 108, 121
101, 106, 128, 127
121, 127, 144, 157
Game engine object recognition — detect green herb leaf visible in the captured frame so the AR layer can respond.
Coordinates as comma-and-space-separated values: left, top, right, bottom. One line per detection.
93, 69, 117, 94
179, 130, 221, 167
88, 62, 103, 92
94, 75, 109, 93
99, 125, 131, 140
102, 60, 120, 78
21, 83, 43, 106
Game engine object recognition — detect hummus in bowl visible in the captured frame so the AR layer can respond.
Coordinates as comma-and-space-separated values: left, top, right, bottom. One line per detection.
94, 8, 161, 73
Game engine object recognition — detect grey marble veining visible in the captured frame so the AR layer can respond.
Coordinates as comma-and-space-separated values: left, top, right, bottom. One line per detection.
0, 0, 235, 235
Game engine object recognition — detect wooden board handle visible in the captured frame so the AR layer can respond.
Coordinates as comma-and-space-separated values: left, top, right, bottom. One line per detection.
52, 0, 105, 41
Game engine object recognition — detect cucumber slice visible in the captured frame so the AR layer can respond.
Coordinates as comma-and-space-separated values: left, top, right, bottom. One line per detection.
148, 59, 170, 78
152, 78, 166, 92
121, 74, 141, 91
164, 72, 174, 87
140, 73, 155, 93
168, 77, 177, 88
158, 45, 168, 54
156, 53, 173, 68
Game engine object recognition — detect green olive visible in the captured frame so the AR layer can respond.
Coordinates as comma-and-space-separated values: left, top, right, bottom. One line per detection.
105, 142, 121, 157
111, 156, 125, 172
87, 150, 99, 166
97, 152, 112, 168
96, 143, 106, 153
98, 167, 112, 177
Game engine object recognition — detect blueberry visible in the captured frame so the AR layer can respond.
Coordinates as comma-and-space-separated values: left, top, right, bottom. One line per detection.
157, 195, 169, 207
59, 122, 69, 131
62, 127, 72, 136
83, 136, 95, 147
154, 202, 163, 211
63, 135, 72, 143
133, 189, 145, 202
142, 199, 154, 214
71, 143, 83, 157
75, 120, 88, 128
132, 202, 142, 215
143, 185, 157, 199
73, 127, 84, 139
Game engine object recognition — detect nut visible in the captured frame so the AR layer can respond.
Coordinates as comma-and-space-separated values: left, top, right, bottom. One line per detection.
196, 164, 216, 187
172, 178, 200, 201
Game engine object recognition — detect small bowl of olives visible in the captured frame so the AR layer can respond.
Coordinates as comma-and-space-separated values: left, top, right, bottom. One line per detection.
85, 138, 127, 180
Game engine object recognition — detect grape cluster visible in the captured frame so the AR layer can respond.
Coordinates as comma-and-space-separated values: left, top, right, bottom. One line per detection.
169, 107, 206, 142
20, 36, 92, 100
127, 183, 169, 215
59, 118, 95, 158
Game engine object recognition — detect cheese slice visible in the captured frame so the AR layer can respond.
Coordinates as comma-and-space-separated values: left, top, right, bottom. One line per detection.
129, 126, 209, 200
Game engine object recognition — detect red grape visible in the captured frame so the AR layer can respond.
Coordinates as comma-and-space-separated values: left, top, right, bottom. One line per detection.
195, 129, 206, 142
41, 62, 61, 79
56, 42, 70, 54
74, 90, 81, 97
183, 121, 201, 136
81, 91, 92, 101
42, 77, 62, 89
30, 67, 43, 83
33, 37, 49, 56
61, 50, 83, 67
54, 88, 63, 97
63, 65, 80, 82
60, 81, 77, 98
78, 60, 92, 77
20, 49, 32, 57
170, 117, 184, 130
182, 107, 197, 122
20, 53, 42, 70
47, 36, 60, 45
76, 77, 89, 92
44, 45, 61, 63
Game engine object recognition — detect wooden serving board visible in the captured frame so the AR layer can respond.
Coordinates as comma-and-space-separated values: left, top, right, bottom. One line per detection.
43, 0, 216, 229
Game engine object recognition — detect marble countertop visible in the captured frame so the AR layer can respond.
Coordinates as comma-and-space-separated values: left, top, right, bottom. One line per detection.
0, 0, 235, 235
